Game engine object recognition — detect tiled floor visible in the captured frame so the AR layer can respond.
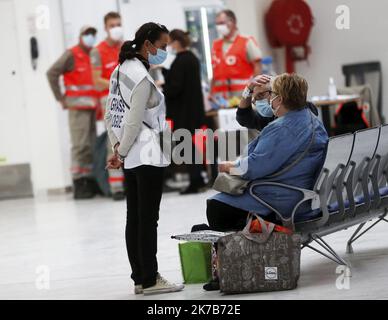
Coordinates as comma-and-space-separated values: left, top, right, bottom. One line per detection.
1, 190, 388, 300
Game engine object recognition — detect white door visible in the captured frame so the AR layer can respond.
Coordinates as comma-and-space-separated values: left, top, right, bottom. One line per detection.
0, 0, 30, 166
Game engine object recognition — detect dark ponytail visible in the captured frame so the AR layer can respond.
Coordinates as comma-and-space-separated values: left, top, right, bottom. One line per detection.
118, 40, 137, 64
119, 22, 169, 67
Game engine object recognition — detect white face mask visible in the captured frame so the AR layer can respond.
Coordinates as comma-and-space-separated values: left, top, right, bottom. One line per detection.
167, 45, 177, 55
216, 24, 230, 37
109, 26, 124, 42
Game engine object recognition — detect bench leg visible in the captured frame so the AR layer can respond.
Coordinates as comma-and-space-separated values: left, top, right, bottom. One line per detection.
346, 223, 366, 254
346, 213, 388, 254
305, 234, 350, 267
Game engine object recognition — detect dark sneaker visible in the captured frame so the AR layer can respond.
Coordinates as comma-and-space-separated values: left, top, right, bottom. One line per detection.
191, 224, 211, 232
86, 178, 103, 195
73, 178, 96, 200
112, 191, 125, 201
203, 279, 220, 291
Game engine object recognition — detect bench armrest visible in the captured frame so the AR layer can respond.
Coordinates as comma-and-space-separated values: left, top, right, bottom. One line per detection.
249, 169, 330, 230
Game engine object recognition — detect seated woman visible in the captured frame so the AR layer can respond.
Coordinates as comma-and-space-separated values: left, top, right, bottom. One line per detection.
207, 73, 329, 232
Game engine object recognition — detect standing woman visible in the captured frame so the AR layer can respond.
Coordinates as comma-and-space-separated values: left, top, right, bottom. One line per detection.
163, 29, 207, 194
105, 22, 184, 295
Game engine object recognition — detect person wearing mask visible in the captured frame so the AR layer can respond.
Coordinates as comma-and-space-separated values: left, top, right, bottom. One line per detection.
210, 9, 262, 103
47, 26, 98, 199
105, 22, 184, 295
209, 73, 328, 226
162, 29, 207, 194
91, 11, 125, 200
236, 74, 320, 129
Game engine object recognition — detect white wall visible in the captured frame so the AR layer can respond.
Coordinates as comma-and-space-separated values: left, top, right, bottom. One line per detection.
0, 0, 30, 166
61, 0, 118, 48
119, 0, 186, 39
297, 0, 387, 118
226, 0, 387, 119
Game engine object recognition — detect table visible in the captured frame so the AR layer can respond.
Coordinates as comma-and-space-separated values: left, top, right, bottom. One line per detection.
311, 94, 361, 136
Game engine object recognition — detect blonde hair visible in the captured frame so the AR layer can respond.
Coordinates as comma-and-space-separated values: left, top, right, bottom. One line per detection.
272, 73, 308, 110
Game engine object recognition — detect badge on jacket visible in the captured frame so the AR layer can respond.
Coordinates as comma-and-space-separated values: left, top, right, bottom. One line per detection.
225, 55, 237, 66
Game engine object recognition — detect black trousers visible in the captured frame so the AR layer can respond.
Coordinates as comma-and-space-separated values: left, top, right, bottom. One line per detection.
206, 199, 281, 232
124, 165, 164, 288
187, 139, 205, 187
178, 136, 205, 187
206, 199, 249, 232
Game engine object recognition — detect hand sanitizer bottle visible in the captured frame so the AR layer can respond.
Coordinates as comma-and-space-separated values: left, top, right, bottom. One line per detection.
262, 56, 277, 76
328, 77, 337, 99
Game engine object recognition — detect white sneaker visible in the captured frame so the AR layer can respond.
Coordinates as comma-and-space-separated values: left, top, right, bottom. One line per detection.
143, 274, 184, 295
134, 285, 143, 295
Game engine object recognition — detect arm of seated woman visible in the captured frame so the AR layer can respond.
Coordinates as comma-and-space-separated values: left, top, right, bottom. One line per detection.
236, 123, 299, 181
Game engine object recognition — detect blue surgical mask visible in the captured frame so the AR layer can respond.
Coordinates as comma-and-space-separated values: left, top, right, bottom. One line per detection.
255, 99, 273, 117
148, 47, 168, 65
81, 34, 96, 48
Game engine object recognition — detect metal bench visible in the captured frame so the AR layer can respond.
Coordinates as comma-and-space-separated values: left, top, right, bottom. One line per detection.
249, 125, 388, 266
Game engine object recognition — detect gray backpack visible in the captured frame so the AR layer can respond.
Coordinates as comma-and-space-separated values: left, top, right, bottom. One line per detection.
217, 213, 301, 294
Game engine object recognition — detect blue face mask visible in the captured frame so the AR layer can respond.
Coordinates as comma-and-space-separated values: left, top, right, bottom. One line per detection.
148, 47, 168, 65
255, 99, 274, 117
81, 34, 96, 48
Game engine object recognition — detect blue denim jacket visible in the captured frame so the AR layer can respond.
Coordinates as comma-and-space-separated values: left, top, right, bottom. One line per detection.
211, 107, 329, 220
